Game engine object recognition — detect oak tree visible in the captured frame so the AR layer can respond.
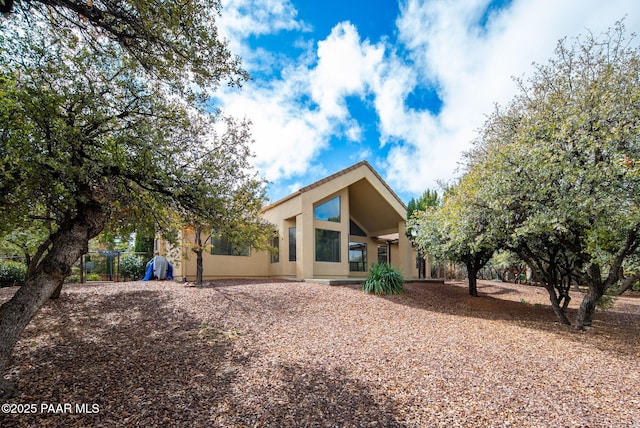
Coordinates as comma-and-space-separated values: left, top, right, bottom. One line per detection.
466, 22, 640, 328
0, 1, 258, 397
409, 172, 497, 297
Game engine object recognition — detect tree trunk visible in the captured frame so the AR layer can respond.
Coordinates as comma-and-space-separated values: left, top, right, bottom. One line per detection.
561, 293, 571, 311
0, 202, 105, 398
576, 264, 609, 330
468, 275, 478, 297
465, 252, 494, 297
576, 225, 640, 329
544, 283, 571, 325
196, 250, 203, 285
50, 283, 63, 300
616, 273, 640, 296
527, 264, 571, 325
466, 263, 479, 297
194, 225, 204, 285
575, 286, 603, 330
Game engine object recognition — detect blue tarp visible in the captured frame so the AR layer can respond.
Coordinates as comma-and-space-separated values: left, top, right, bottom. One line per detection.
142, 260, 173, 281
142, 263, 153, 281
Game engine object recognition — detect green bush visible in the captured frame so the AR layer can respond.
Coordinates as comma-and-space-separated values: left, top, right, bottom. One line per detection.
362, 263, 404, 295
64, 274, 81, 284
119, 254, 146, 280
0, 260, 27, 287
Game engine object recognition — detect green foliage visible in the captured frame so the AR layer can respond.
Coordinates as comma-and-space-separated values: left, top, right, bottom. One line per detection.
489, 251, 521, 271
6, 0, 248, 99
597, 294, 617, 310
407, 189, 440, 219
362, 263, 404, 295
0, 9, 268, 283
134, 232, 155, 255
454, 21, 640, 325
408, 171, 497, 276
64, 275, 80, 284
119, 254, 146, 281
0, 260, 26, 287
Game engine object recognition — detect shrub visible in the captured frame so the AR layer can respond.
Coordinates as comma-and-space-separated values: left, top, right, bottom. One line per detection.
0, 260, 27, 287
64, 275, 81, 284
119, 254, 146, 280
362, 263, 404, 295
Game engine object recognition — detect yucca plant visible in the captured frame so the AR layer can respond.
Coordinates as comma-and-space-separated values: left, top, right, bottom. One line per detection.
362, 263, 404, 295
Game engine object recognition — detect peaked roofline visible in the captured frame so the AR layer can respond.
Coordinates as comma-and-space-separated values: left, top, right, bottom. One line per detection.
265, 161, 407, 211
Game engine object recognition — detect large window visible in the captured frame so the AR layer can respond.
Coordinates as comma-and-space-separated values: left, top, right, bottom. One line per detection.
315, 229, 341, 262
349, 242, 367, 272
211, 236, 250, 256
314, 196, 341, 222
288, 227, 296, 262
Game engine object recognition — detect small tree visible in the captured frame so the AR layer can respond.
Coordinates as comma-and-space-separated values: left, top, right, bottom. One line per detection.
175, 117, 273, 285
410, 173, 496, 297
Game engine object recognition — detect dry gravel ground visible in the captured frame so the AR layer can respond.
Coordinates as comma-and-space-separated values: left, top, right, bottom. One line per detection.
0, 279, 639, 427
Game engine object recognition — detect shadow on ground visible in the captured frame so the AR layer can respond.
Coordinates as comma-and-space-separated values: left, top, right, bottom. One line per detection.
340, 280, 640, 359
1, 287, 406, 427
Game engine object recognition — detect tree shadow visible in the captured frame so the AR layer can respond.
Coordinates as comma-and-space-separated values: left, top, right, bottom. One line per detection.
185, 279, 309, 325
350, 280, 640, 359
2, 286, 407, 427
219, 362, 405, 427
2, 290, 240, 427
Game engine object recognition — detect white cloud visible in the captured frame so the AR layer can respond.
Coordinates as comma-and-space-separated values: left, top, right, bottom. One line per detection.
217, 81, 326, 182
383, 0, 640, 195
216, 11, 387, 187
310, 22, 385, 119
215, 0, 640, 200
218, 0, 309, 71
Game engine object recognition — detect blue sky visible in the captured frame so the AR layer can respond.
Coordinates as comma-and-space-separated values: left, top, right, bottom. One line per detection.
215, 0, 640, 204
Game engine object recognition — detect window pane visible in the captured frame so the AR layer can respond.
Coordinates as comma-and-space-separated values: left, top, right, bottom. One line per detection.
349, 219, 367, 237
315, 229, 341, 262
349, 242, 367, 272
270, 235, 279, 263
377, 244, 388, 264
211, 236, 250, 256
288, 227, 296, 262
314, 196, 341, 222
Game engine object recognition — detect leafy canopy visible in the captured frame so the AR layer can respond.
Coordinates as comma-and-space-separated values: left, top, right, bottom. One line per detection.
0, 8, 265, 268
4, 0, 248, 99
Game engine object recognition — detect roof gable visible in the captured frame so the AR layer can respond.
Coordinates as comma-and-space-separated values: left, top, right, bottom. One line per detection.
299, 161, 405, 208
266, 161, 406, 218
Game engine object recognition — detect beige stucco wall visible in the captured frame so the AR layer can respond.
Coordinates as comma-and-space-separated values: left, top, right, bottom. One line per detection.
172, 228, 270, 281
311, 189, 349, 278
172, 163, 420, 281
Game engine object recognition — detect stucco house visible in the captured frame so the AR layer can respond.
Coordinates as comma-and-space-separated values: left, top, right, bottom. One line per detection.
166, 161, 420, 281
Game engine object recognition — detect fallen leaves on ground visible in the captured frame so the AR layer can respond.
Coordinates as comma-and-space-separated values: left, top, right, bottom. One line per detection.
0, 279, 639, 427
